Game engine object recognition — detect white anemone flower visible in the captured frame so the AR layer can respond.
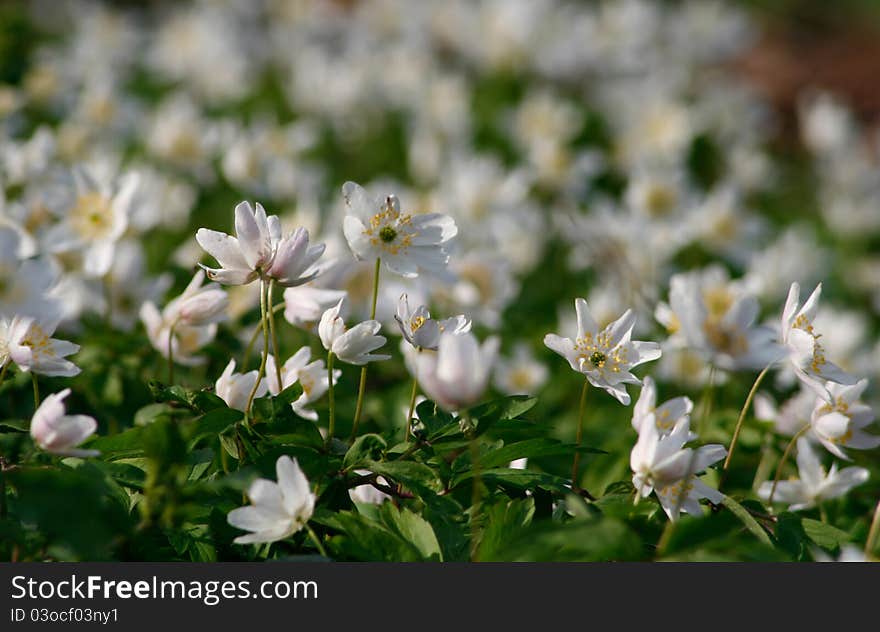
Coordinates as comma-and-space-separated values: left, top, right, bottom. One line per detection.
30, 388, 99, 458
416, 330, 499, 412
7, 313, 80, 377
45, 168, 138, 278
809, 379, 880, 460
227, 456, 315, 545
215, 359, 267, 412
265, 348, 340, 421
632, 376, 693, 436
342, 181, 457, 278
544, 298, 661, 405
318, 299, 389, 366
630, 417, 726, 521
394, 293, 470, 351
657, 267, 784, 372
196, 201, 324, 286
758, 438, 868, 510
493, 343, 549, 396
781, 282, 858, 395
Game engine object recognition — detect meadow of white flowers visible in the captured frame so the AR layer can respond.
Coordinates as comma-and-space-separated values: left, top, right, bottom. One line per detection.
0, 0, 879, 562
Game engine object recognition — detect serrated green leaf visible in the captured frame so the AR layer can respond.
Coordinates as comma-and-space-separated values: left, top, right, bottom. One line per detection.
802, 517, 851, 550
343, 433, 387, 471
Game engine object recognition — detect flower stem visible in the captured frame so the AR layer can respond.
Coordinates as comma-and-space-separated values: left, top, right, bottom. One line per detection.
243, 301, 285, 369
722, 364, 770, 475
326, 351, 336, 446
267, 280, 283, 391
31, 372, 40, 410
245, 279, 269, 416
306, 524, 328, 558
167, 322, 176, 385
351, 257, 381, 439
405, 374, 419, 441
865, 498, 880, 557
570, 379, 589, 493
0, 362, 9, 387
768, 424, 811, 505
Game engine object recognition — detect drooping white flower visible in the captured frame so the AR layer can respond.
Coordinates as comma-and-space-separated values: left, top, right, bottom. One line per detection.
139, 271, 226, 366
417, 330, 499, 412
630, 417, 726, 521
196, 201, 324, 286
781, 282, 858, 395
809, 379, 880, 460
215, 359, 267, 412
7, 313, 80, 377
265, 348, 340, 421
758, 437, 868, 510
318, 299, 389, 366
632, 376, 693, 436
493, 342, 549, 396
342, 181, 457, 278
30, 388, 99, 458
227, 455, 315, 545
544, 298, 661, 405
394, 293, 470, 351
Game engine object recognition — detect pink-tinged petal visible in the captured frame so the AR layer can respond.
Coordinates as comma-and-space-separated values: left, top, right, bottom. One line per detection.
235, 201, 269, 269
799, 283, 822, 321
195, 228, 249, 271
198, 264, 256, 286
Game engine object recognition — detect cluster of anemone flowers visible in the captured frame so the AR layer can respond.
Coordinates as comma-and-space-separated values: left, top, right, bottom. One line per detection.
2, 0, 880, 563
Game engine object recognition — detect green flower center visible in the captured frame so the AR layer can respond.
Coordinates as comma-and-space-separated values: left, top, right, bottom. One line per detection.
589, 351, 607, 366
379, 226, 398, 243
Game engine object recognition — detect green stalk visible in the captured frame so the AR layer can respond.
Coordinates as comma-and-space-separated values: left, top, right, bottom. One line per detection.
167, 321, 176, 385
267, 280, 283, 391
723, 364, 771, 474
768, 424, 811, 505
404, 374, 419, 441
245, 279, 269, 416
570, 379, 589, 493
326, 351, 336, 446
31, 372, 40, 410
351, 257, 381, 439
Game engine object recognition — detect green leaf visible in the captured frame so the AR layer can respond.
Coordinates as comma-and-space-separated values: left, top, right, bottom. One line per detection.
0, 419, 29, 433
365, 460, 443, 494
377, 504, 442, 561
475, 498, 535, 561
452, 467, 572, 493
84, 426, 145, 459
500, 517, 644, 561
802, 518, 851, 550
188, 407, 243, 446
343, 434, 387, 471
134, 403, 178, 427
721, 495, 773, 547
474, 438, 604, 471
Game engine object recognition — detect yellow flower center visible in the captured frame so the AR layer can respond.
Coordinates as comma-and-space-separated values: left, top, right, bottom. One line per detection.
70, 192, 114, 241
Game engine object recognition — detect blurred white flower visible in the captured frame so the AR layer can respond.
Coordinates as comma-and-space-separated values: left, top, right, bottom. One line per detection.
30, 388, 99, 458
493, 343, 548, 396
318, 299, 389, 366
227, 455, 315, 545
44, 168, 137, 278
7, 313, 80, 377
215, 359, 267, 412
342, 181, 457, 278
545, 298, 661, 405
265, 348, 340, 421
754, 387, 816, 438
658, 266, 783, 372
417, 330, 499, 412
758, 437, 868, 510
